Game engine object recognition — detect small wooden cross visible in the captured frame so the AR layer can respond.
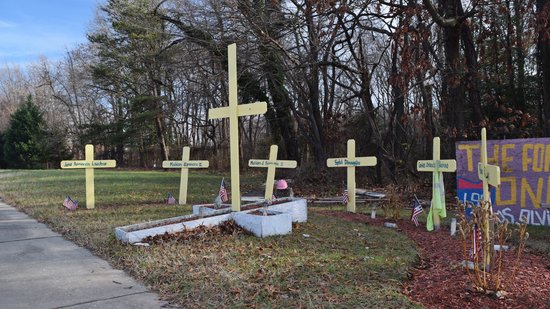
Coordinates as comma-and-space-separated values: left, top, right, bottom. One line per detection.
208, 43, 267, 212
326, 139, 377, 213
417, 137, 456, 230
248, 145, 297, 200
162, 146, 209, 205
478, 128, 501, 208
478, 128, 501, 271
60, 144, 116, 209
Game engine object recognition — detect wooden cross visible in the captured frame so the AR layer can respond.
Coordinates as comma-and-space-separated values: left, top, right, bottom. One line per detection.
417, 137, 456, 230
162, 146, 209, 205
326, 139, 377, 213
478, 128, 501, 271
208, 43, 267, 212
60, 144, 116, 209
478, 128, 501, 209
248, 145, 297, 200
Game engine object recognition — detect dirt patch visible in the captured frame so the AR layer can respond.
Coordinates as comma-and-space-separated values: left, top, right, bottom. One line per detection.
318, 210, 550, 309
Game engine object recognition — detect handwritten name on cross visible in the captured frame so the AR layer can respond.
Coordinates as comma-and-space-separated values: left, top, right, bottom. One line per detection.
326, 139, 377, 213
417, 137, 456, 230
60, 144, 116, 209
478, 128, 501, 209
162, 146, 209, 205
248, 145, 297, 200
208, 43, 267, 212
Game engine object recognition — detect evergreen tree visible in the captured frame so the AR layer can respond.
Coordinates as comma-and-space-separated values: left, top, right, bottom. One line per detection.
3, 96, 46, 168
0, 132, 5, 168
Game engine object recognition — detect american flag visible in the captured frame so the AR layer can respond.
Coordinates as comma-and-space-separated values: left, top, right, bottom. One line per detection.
219, 178, 228, 202
411, 196, 423, 226
471, 224, 483, 259
342, 185, 349, 204
167, 192, 176, 204
63, 195, 78, 211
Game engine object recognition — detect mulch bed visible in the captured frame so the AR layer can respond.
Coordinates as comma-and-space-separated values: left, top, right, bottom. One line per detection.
319, 210, 550, 308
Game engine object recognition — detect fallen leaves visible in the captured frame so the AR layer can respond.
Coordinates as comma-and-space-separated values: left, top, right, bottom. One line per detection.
143, 220, 247, 244
319, 210, 550, 309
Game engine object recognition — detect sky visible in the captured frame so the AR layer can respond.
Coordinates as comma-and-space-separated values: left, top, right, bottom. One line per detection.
0, 0, 102, 67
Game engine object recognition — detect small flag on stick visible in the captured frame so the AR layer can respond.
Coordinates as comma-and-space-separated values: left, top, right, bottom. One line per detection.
471, 223, 483, 259
167, 192, 176, 204
63, 195, 78, 211
219, 178, 228, 202
411, 195, 423, 226
342, 184, 349, 204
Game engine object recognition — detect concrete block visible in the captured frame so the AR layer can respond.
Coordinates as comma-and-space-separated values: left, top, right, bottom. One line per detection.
233, 211, 292, 238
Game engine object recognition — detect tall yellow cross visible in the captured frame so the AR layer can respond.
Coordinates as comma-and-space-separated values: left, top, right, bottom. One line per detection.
478, 128, 501, 208
326, 139, 377, 213
208, 43, 267, 212
60, 144, 116, 209
248, 145, 297, 200
417, 137, 456, 230
162, 146, 209, 205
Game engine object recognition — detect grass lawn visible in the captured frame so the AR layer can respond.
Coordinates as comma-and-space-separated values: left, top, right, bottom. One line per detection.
0, 169, 422, 308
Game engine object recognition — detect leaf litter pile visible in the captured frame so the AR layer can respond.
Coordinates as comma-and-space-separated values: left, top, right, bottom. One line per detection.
320, 210, 550, 308
143, 220, 248, 244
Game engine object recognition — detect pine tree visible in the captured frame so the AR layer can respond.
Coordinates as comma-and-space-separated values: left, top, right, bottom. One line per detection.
3, 95, 46, 168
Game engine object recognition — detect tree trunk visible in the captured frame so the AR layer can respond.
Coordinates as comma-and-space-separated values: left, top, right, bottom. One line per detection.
442, 0, 465, 137
459, 1, 483, 123
305, 1, 326, 166
537, 0, 550, 135
390, 41, 406, 167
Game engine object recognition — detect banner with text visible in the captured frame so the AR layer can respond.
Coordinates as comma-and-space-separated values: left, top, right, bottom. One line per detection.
456, 138, 550, 226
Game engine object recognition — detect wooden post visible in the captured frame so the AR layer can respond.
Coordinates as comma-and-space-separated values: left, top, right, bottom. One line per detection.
417, 137, 457, 231
326, 139, 377, 213
208, 44, 267, 212
162, 146, 209, 204
60, 144, 116, 209
248, 145, 297, 200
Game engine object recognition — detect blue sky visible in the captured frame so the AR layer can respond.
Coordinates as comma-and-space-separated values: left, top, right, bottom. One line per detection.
0, 0, 102, 67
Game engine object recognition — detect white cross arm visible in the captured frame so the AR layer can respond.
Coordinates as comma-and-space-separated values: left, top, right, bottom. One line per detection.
208, 101, 268, 119
61, 160, 116, 169
162, 161, 209, 168
248, 159, 297, 168
478, 163, 501, 187
417, 160, 457, 172
326, 157, 377, 168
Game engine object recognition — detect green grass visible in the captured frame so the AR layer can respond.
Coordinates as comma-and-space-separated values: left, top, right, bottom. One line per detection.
523, 225, 550, 257
0, 169, 422, 308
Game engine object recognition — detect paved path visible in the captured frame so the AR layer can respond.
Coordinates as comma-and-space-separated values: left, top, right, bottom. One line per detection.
0, 202, 169, 308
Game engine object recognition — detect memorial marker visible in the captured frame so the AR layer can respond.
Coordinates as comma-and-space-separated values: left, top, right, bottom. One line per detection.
327, 139, 377, 213
60, 144, 116, 209
208, 43, 267, 211
417, 137, 456, 231
478, 128, 501, 209
162, 146, 209, 205
248, 145, 297, 200
478, 127, 501, 270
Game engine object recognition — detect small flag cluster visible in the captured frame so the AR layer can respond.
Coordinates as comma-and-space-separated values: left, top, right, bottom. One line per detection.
167, 192, 176, 204
410, 196, 423, 226
63, 195, 78, 211
219, 178, 228, 202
